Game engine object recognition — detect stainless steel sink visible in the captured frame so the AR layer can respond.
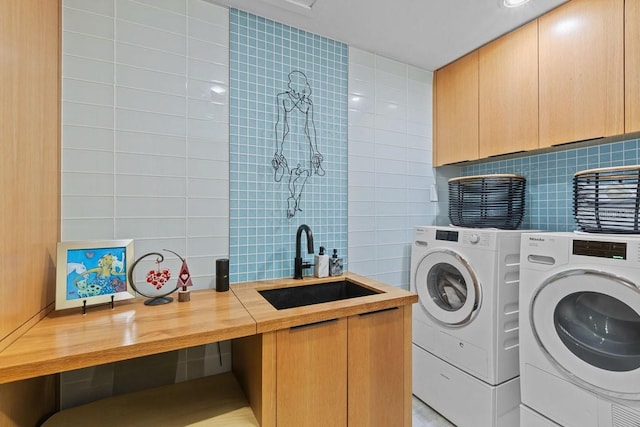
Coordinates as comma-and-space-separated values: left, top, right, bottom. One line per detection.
258, 280, 381, 310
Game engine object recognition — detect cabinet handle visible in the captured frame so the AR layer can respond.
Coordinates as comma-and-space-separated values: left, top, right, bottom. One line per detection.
358, 307, 399, 317
291, 318, 338, 330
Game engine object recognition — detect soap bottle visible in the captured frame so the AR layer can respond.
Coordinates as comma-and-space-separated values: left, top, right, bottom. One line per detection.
329, 249, 343, 276
314, 246, 329, 278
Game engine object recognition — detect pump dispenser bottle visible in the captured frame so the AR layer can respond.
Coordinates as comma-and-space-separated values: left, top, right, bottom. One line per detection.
314, 246, 329, 278
329, 248, 343, 276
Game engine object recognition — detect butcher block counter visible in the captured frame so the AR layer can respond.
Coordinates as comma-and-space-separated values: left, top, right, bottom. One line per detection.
0, 273, 417, 427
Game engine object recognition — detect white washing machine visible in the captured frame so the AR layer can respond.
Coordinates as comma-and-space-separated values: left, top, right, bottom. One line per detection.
520, 232, 640, 427
411, 225, 527, 427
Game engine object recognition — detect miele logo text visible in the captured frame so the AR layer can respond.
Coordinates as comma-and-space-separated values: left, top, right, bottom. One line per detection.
528, 237, 545, 242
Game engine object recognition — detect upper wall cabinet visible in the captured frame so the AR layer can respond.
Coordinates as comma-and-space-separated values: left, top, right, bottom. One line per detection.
538, 0, 624, 147
434, 50, 479, 166
479, 20, 539, 158
626, 0, 640, 133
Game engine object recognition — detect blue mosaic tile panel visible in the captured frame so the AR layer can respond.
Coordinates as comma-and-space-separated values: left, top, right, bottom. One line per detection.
229, 9, 348, 282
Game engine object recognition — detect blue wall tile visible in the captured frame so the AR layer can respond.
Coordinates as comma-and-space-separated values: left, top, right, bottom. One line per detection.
462, 138, 640, 231
229, 9, 348, 282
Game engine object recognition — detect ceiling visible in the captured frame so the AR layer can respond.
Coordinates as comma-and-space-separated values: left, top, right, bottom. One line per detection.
209, 0, 568, 71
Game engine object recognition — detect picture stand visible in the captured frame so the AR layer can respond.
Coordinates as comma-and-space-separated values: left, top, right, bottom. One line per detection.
81, 295, 115, 315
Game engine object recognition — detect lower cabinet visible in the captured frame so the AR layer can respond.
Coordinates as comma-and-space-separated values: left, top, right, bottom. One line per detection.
232, 305, 411, 427
276, 318, 348, 427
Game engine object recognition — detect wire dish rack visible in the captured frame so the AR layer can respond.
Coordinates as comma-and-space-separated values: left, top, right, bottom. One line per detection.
448, 174, 526, 230
573, 165, 640, 233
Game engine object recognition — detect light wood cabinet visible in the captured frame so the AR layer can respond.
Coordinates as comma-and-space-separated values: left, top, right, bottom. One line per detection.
538, 0, 624, 147
626, 0, 640, 133
479, 20, 538, 157
434, 50, 479, 166
348, 307, 407, 427
233, 304, 411, 427
276, 318, 348, 427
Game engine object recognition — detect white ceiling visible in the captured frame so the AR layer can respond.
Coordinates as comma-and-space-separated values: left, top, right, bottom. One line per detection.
209, 0, 568, 71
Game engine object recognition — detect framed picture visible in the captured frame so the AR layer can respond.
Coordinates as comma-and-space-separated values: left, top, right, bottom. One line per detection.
56, 239, 135, 311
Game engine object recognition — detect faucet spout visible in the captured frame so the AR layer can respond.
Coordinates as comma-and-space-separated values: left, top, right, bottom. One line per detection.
294, 224, 314, 279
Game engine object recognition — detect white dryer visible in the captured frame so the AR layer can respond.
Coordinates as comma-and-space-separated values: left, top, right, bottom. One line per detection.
411, 225, 527, 427
520, 232, 640, 427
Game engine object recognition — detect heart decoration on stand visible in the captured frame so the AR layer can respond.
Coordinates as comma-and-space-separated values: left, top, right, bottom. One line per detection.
128, 249, 193, 305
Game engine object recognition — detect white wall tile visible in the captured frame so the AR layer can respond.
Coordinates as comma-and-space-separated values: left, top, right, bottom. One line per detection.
115, 152, 186, 176
63, 55, 114, 84
115, 131, 185, 156
63, 79, 114, 105
116, 87, 185, 116
63, 172, 114, 196
63, 219, 116, 240
65, 0, 114, 17
116, 20, 186, 55
63, 126, 114, 151
188, 18, 228, 44
116, 0, 186, 34
116, 218, 186, 238
116, 42, 186, 75
116, 64, 186, 96
63, 196, 115, 218
64, 102, 114, 128
115, 175, 186, 197
115, 196, 186, 217
64, 31, 114, 61
188, 38, 228, 65
115, 108, 186, 136
348, 46, 435, 288
188, 1, 229, 27
188, 98, 228, 121
134, 0, 186, 15
63, 148, 114, 174
63, 7, 115, 39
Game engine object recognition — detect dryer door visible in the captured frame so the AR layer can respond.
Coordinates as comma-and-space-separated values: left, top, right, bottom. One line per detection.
531, 269, 640, 399
414, 249, 481, 326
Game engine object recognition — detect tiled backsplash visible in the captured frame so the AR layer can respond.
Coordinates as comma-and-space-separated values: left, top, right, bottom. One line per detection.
62, 0, 229, 287
229, 9, 348, 282
463, 137, 640, 231
348, 48, 437, 288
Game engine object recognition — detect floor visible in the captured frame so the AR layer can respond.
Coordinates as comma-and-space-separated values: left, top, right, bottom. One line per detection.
412, 395, 456, 427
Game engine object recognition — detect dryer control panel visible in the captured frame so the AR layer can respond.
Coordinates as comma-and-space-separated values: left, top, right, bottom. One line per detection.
573, 239, 627, 260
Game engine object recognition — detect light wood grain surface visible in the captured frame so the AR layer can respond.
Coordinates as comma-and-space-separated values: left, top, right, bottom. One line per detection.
626, 0, 640, 133
479, 20, 539, 157
434, 50, 479, 166
0, 290, 256, 384
231, 272, 418, 333
538, 0, 624, 147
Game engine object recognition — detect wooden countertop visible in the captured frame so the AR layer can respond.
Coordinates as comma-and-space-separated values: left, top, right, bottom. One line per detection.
0, 273, 417, 384
0, 289, 256, 384
231, 272, 418, 333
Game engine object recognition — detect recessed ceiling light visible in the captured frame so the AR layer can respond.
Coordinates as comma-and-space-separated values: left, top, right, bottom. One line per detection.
503, 0, 531, 7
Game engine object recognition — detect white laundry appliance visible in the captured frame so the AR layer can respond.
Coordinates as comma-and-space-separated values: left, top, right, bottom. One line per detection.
519, 232, 640, 427
411, 225, 527, 427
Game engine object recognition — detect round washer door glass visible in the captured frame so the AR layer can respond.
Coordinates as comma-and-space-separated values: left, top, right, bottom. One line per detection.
415, 250, 480, 326
532, 270, 640, 399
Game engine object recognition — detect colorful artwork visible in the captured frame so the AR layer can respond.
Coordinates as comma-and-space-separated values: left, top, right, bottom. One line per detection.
66, 247, 127, 300
56, 239, 135, 311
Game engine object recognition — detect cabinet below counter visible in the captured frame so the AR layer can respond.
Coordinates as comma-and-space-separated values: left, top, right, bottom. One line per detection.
231, 273, 417, 427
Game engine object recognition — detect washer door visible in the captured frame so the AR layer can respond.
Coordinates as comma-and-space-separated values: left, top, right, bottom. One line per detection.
414, 249, 481, 326
531, 269, 640, 399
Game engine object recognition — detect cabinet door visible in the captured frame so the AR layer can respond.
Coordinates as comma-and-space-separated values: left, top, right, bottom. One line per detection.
348, 307, 405, 427
479, 20, 538, 157
538, 0, 624, 147
276, 318, 347, 427
434, 50, 479, 166
626, 0, 640, 133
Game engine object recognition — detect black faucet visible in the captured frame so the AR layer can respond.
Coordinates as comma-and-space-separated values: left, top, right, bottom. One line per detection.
294, 224, 314, 279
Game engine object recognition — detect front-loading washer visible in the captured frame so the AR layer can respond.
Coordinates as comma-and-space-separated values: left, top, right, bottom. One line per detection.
520, 232, 640, 427
411, 225, 528, 427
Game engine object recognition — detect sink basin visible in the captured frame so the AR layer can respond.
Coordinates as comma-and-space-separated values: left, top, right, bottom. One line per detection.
259, 280, 381, 310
